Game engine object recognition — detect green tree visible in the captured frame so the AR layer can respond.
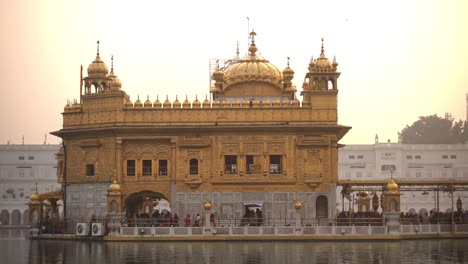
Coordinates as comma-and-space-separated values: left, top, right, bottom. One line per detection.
398, 114, 467, 144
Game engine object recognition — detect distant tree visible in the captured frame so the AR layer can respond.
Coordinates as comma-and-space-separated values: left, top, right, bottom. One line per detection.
398, 114, 468, 144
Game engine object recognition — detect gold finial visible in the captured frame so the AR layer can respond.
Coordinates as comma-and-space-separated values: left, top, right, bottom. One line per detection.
35, 182, 38, 193
248, 30, 258, 56
147, 95, 149, 100
250, 30, 256, 44
111, 55, 114, 72
216, 59, 220, 69
390, 170, 394, 180
287, 57, 290, 67
97, 40, 100, 57
236, 41, 240, 58
321, 38, 324, 55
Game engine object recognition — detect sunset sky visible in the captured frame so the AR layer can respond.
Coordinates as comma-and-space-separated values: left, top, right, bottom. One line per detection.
0, 0, 467, 145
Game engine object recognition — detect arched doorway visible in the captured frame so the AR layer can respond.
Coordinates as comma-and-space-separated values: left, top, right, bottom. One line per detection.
0, 210, 9, 225
11, 210, 21, 225
316, 195, 328, 219
123, 191, 169, 219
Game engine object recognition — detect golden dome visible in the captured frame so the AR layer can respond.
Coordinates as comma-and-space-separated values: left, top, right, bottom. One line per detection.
153, 95, 162, 108
163, 95, 171, 108
212, 99, 220, 108
309, 39, 336, 72
87, 41, 108, 77
272, 97, 281, 107
291, 96, 300, 107
222, 31, 283, 92
173, 95, 181, 108
212, 64, 224, 82
134, 96, 143, 107
202, 95, 210, 108
108, 179, 121, 192
192, 95, 201, 108
386, 178, 399, 194
182, 95, 191, 108
109, 73, 122, 90
108, 56, 122, 90
30, 192, 40, 201
144, 96, 152, 107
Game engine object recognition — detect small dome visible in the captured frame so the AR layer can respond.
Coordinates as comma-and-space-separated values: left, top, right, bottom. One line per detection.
193, 95, 201, 108
182, 95, 191, 108
386, 178, 399, 194
202, 95, 210, 108
134, 96, 143, 107
153, 96, 162, 108
173, 96, 181, 108
309, 39, 336, 72
283, 65, 294, 76
212, 99, 220, 108
291, 96, 300, 107
87, 56, 109, 77
163, 96, 171, 108
144, 96, 152, 107
108, 56, 121, 90
31, 192, 40, 201
109, 72, 122, 90
212, 66, 224, 82
108, 179, 121, 192
272, 97, 281, 107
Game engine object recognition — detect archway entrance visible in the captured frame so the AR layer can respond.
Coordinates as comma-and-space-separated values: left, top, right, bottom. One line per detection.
123, 191, 169, 219
0, 210, 9, 225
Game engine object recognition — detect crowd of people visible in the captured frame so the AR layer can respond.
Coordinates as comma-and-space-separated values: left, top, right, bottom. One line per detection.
336, 210, 468, 226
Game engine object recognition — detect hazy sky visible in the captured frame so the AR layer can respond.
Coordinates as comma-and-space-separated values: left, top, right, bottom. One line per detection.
1, 0, 467, 145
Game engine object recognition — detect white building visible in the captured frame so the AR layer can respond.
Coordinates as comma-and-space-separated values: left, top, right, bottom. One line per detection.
0, 144, 60, 225
338, 142, 468, 214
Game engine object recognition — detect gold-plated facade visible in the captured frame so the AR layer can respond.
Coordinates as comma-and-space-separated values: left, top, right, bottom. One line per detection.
52, 33, 350, 220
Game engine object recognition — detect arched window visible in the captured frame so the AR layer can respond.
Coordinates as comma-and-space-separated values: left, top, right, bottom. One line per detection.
1, 210, 10, 225
189, 159, 198, 175
11, 210, 21, 225
327, 80, 334, 90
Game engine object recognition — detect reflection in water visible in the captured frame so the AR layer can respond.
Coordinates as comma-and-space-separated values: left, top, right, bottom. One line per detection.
0, 231, 467, 263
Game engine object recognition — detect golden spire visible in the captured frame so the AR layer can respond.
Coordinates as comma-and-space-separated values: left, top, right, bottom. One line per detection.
110, 55, 114, 73
236, 41, 240, 59
248, 30, 258, 56
97, 40, 100, 57
287, 56, 290, 67
320, 38, 325, 57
